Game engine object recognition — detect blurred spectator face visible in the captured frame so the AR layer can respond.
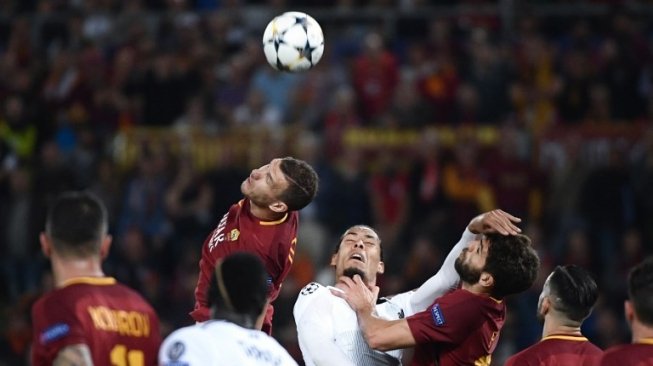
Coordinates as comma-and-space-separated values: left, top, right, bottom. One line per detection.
363, 32, 384, 60
4, 96, 23, 125
154, 53, 174, 78
9, 168, 30, 194
456, 83, 478, 111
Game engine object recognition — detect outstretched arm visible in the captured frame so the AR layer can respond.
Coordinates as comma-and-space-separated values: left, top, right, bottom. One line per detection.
409, 209, 522, 313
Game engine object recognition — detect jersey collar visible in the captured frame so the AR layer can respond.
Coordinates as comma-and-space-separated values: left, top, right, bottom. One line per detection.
541, 334, 588, 342
62, 277, 116, 288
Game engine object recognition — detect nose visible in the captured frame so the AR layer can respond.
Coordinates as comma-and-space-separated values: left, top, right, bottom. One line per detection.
353, 240, 364, 249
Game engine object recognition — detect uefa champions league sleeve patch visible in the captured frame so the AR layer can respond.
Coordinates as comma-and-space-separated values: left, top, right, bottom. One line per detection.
40, 323, 70, 344
431, 304, 446, 327
300, 282, 320, 295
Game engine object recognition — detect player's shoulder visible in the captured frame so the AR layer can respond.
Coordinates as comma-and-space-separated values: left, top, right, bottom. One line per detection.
601, 343, 651, 362
201, 321, 297, 364
160, 325, 214, 365
299, 282, 326, 296
165, 324, 207, 344
504, 344, 537, 366
294, 282, 328, 316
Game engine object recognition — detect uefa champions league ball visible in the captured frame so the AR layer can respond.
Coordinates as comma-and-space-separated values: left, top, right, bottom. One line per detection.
262, 12, 324, 72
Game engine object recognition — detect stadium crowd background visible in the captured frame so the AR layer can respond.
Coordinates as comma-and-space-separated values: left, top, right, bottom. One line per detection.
1, 0, 653, 364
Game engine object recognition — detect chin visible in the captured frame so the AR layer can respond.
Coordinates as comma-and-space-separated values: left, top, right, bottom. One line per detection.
343, 267, 367, 282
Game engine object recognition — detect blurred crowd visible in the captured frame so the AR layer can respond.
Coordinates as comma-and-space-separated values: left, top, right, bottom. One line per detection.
1, 0, 653, 365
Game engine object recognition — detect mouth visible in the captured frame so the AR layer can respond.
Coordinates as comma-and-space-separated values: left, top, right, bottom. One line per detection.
349, 253, 365, 263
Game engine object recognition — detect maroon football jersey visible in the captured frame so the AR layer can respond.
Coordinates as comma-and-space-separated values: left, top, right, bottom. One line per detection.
600, 340, 653, 366
406, 289, 505, 366
31, 277, 161, 366
505, 335, 602, 366
191, 199, 298, 333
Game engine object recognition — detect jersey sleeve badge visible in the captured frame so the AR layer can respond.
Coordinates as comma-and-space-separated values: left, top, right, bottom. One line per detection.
431, 304, 446, 326
300, 282, 321, 296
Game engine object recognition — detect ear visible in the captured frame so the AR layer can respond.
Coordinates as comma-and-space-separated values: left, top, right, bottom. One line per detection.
40, 232, 52, 258
268, 201, 288, 213
99, 235, 112, 260
377, 260, 385, 275
625, 300, 635, 324
480, 272, 495, 289
540, 296, 551, 317
330, 253, 338, 267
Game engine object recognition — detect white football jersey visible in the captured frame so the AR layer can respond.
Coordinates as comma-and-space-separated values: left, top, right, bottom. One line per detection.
294, 283, 414, 366
293, 228, 475, 366
159, 320, 298, 366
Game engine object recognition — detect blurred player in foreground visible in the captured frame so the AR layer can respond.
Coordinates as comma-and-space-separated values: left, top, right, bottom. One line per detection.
31, 191, 161, 366
505, 265, 601, 366
191, 156, 318, 335
334, 224, 539, 366
599, 256, 653, 365
160, 252, 298, 365
294, 210, 523, 365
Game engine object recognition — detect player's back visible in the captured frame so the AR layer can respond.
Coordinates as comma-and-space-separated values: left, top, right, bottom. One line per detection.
600, 343, 653, 366
505, 335, 602, 366
31, 277, 161, 366
159, 320, 298, 366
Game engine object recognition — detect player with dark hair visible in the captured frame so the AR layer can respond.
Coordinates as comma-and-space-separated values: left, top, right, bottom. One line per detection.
160, 252, 297, 365
191, 156, 318, 335
599, 257, 653, 365
505, 265, 601, 365
295, 210, 524, 365
334, 231, 540, 366
31, 191, 161, 366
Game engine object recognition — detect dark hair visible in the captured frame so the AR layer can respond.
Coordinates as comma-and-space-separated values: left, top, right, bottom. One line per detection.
333, 225, 384, 261
46, 191, 108, 257
208, 252, 269, 325
628, 256, 653, 326
549, 265, 598, 322
278, 157, 318, 211
483, 233, 540, 299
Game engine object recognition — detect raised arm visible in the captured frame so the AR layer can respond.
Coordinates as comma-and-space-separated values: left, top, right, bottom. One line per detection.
409, 209, 522, 313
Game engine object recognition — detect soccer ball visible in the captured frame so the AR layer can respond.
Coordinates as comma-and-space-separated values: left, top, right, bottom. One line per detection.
262, 12, 324, 72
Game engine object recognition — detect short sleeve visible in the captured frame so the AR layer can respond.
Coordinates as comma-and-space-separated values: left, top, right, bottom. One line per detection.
31, 297, 88, 363
406, 294, 481, 345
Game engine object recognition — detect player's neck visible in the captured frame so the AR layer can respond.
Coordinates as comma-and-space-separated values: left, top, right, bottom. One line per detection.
461, 282, 490, 296
631, 320, 653, 344
52, 256, 105, 287
248, 200, 286, 221
542, 316, 582, 338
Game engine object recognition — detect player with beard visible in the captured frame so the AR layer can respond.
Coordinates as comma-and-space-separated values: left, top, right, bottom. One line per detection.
599, 257, 653, 365
294, 210, 523, 366
505, 265, 601, 365
191, 157, 318, 335
334, 227, 540, 366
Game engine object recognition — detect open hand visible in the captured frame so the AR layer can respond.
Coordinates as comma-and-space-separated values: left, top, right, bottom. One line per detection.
468, 209, 522, 235
330, 275, 379, 314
